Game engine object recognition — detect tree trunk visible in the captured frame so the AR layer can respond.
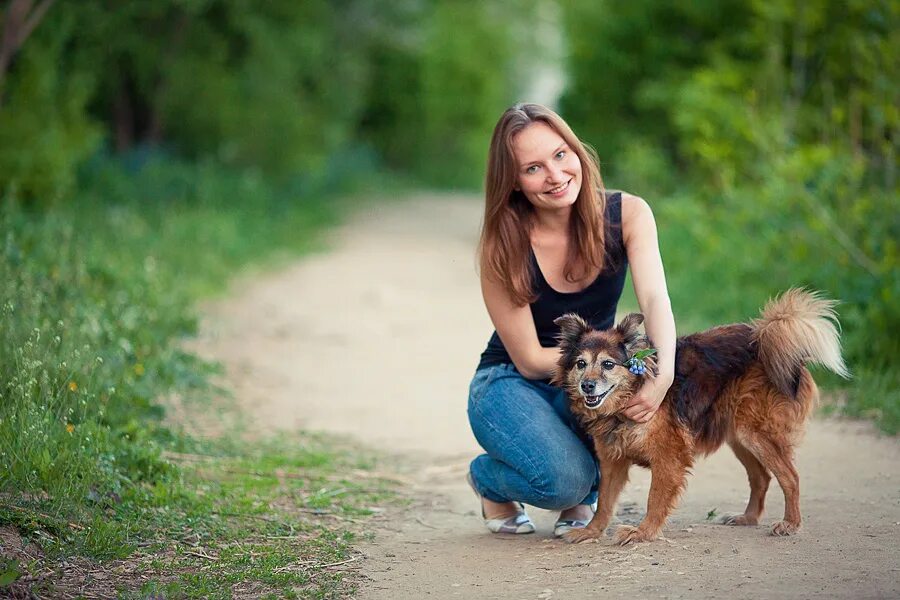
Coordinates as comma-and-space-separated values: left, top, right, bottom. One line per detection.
0, 0, 56, 105
146, 12, 190, 144
113, 82, 135, 152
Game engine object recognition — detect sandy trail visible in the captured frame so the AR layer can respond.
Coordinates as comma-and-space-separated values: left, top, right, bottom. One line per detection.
189, 193, 900, 599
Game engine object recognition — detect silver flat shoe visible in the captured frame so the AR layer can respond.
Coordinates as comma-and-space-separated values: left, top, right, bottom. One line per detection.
553, 502, 598, 537
552, 518, 592, 537
466, 472, 535, 534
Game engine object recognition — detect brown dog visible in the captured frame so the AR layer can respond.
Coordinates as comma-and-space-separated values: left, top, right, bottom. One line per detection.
553, 289, 849, 545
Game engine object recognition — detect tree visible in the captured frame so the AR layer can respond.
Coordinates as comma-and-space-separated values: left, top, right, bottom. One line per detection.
0, 0, 55, 105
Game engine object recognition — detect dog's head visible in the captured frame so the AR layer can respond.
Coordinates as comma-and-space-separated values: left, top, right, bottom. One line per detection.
552, 313, 657, 418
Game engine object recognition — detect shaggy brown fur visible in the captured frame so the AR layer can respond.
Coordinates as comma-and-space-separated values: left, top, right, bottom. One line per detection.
553, 288, 849, 545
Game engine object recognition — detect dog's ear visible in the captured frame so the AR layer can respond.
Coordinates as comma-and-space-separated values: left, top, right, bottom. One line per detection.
554, 313, 592, 350
616, 313, 645, 350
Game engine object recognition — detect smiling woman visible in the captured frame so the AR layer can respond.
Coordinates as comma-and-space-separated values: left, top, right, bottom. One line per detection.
466, 102, 677, 539
513, 123, 583, 211
480, 105, 607, 306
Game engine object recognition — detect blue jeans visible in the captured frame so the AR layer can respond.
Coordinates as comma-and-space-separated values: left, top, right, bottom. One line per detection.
467, 363, 599, 510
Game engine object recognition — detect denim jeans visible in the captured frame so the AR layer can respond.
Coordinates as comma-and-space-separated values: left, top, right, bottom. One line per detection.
467, 363, 599, 510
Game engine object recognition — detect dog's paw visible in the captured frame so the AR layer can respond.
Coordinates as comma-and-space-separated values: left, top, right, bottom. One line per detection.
719, 512, 759, 526
769, 520, 800, 536
562, 527, 603, 544
614, 525, 656, 545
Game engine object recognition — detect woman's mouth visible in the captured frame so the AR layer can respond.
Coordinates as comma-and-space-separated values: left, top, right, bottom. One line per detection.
544, 179, 571, 197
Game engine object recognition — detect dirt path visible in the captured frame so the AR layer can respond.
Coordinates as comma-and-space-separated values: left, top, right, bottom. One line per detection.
189, 193, 900, 599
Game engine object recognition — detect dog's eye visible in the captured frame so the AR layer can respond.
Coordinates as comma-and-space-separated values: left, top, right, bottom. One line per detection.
575, 359, 587, 370
601, 360, 615, 370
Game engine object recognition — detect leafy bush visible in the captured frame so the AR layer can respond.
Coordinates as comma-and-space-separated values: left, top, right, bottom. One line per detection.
2, 0, 534, 198
0, 151, 369, 552
0, 12, 100, 201
566, 0, 899, 432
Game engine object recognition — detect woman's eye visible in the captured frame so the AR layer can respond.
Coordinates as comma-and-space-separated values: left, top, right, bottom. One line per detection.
526, 165, 539, 174
575, 359, 587, 370
601, 360, 615, 370
555, 151, 566, 159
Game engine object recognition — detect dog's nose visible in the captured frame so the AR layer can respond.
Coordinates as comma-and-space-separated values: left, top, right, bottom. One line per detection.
581, 380, 596, 394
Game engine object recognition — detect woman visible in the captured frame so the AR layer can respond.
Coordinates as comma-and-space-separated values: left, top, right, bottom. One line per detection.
467, 103, 676, 536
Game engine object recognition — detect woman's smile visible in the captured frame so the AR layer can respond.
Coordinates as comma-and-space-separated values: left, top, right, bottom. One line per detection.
512, 121, 583, 211
545, 178, 571, 197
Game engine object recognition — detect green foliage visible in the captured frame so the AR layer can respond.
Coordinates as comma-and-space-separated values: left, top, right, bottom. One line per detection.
152, 1, 371, 175
560, 0, 752, 173
416, 2, 518, 186
0, 2, 529, 589
0, 1, 381, 195
0, 150, 399, 595
0, 558, 21, 586
1, 0, 532, 197
3, 431, 396, 597
89, 0, 374, 174
667, 1, 898, 432
0, 151, 372, 559
565, 0, 899, 432
0, 11, 100, 201
358, 0, 528, 187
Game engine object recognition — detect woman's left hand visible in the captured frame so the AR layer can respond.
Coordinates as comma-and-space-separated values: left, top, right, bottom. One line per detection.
622, 375, 673, 423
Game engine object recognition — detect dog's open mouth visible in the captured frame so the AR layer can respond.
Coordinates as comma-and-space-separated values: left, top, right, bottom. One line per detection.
583, 384, 616, 409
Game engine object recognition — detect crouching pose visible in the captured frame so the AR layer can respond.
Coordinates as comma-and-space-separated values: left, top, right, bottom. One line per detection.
466, 103, 677, 537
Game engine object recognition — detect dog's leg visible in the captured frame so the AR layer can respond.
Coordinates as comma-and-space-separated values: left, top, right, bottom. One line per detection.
720, 439, 771, 526
563, 454, 630, 544
615, 459, 688, 545
764, 449, 802, 536
745, 435, 802, 535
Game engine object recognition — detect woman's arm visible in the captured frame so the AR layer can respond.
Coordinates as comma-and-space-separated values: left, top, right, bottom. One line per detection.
619, 193, 676, 422
481, 273, 559, 380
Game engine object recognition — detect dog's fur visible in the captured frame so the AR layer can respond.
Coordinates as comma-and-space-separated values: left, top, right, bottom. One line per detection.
553, 288, 849, 545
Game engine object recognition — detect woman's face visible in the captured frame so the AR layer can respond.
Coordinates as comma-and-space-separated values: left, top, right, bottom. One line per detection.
511, 122, 582, 212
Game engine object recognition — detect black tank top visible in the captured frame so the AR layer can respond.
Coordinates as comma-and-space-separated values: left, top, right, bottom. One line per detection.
476, 191, 628, 373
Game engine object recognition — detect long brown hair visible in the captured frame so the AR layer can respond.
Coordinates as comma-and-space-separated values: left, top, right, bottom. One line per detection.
478, 103, 606, 306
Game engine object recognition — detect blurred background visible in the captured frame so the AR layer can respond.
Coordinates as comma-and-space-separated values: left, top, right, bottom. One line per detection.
0, 0, 897, 588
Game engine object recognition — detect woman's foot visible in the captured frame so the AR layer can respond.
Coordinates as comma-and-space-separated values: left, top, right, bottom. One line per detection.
481, 497, 520, 520
559, 504, 594, 522
553, 503, 595, 537
466, 473, 535, 534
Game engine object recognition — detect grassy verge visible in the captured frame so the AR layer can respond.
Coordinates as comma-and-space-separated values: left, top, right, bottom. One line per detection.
2, 433, 397, 598
0, 152, 404, 597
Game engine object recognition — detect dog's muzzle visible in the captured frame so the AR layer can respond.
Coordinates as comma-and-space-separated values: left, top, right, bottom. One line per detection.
583, 384, 616, 409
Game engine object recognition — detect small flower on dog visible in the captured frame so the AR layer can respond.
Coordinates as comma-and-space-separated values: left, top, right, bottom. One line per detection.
624, 348, 656, 376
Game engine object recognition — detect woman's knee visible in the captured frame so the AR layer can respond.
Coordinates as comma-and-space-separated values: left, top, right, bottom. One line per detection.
467, 369, 538, 445
531, 456, 596, 510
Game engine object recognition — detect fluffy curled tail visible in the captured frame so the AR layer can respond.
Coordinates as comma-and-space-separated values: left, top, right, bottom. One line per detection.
751, 288, 851, 397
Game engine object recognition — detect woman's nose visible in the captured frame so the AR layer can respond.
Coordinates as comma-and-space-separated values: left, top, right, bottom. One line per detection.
546, 164, 563, 182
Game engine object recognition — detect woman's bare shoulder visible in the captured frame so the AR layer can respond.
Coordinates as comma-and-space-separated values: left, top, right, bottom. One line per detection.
618, 191, 656, 243
618, 190, 650, 210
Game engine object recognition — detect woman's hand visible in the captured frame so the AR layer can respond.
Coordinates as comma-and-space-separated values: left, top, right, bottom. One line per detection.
622, 374, 673, 423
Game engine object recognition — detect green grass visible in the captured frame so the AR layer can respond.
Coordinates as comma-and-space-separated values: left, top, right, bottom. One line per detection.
2, 432, 398, 598
0, 153, 405, 597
